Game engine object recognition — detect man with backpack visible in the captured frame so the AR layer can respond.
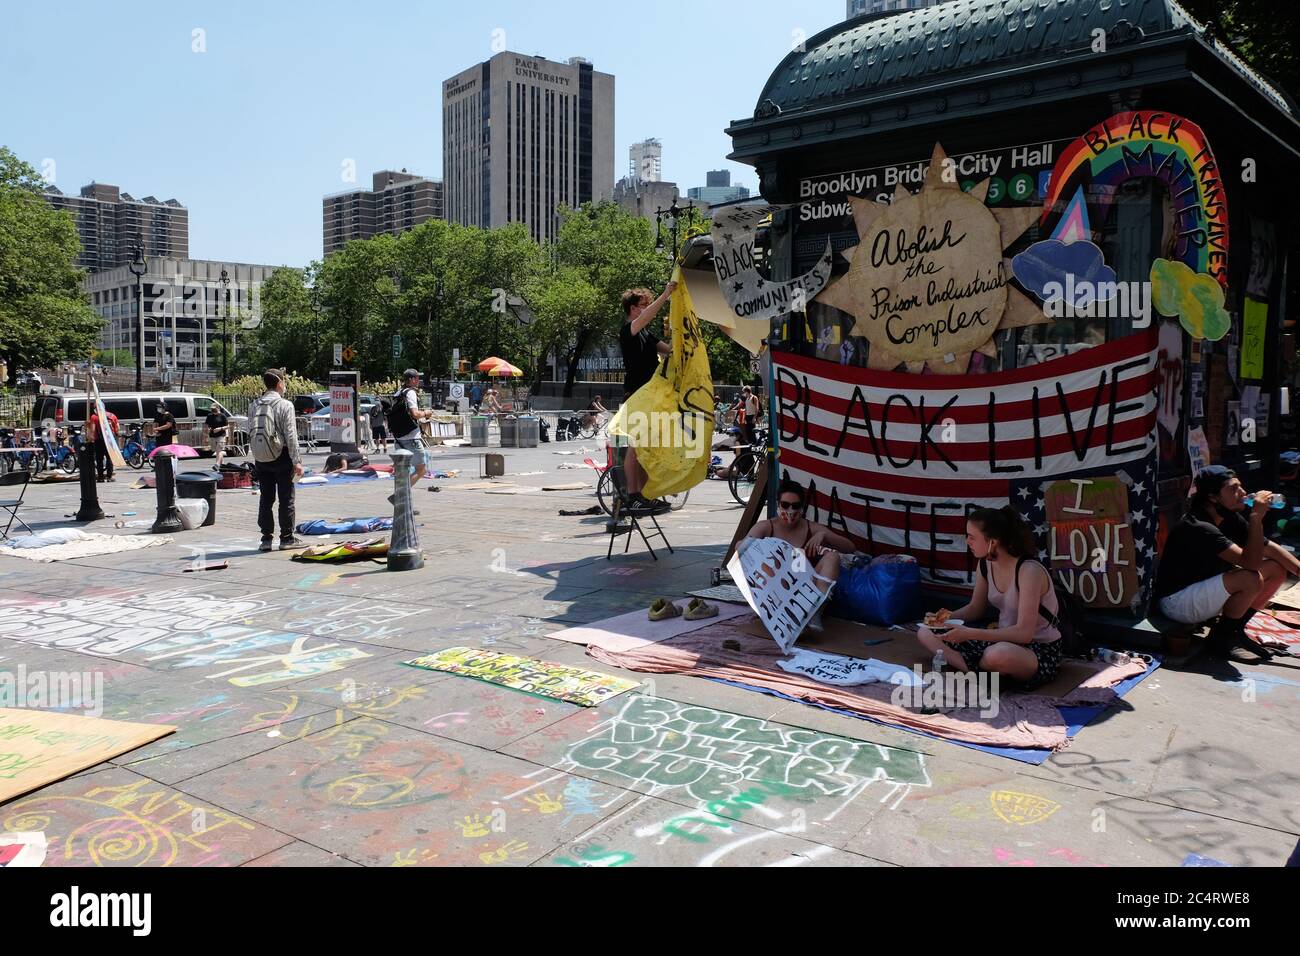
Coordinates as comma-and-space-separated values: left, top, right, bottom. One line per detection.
249, 368, 303, 551
389, 368, 434, 500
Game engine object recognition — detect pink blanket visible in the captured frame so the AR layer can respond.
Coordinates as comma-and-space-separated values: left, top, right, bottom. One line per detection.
581, 621, 1148, 752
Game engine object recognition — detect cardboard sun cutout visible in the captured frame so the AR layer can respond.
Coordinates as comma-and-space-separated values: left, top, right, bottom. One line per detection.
816, 144, 1048, 374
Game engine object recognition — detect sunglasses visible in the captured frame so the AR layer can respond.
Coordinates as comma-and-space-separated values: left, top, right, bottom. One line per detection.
777, 501, 804, 512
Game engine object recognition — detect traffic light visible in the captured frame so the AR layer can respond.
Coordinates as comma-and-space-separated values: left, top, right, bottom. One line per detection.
458, 359, 469, 374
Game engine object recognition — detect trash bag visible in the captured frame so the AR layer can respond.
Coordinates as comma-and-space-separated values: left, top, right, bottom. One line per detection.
830, 555, 920, 626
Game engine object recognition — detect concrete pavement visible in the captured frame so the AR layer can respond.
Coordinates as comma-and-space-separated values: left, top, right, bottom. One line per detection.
1, 439, 1297, 867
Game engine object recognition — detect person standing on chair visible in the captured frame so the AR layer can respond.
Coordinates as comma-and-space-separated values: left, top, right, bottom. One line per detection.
249, 368, 303, 551
618, 283, 675, 513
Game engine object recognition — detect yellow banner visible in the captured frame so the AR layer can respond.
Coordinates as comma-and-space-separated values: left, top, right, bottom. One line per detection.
608, 266, 715, 499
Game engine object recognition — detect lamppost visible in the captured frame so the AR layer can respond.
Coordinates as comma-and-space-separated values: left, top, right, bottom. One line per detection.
308, 288, 325, 380
654, 199, 697, 263
128, 242, 147, 390
219, 268, 231, 384
427, 279, 443, 402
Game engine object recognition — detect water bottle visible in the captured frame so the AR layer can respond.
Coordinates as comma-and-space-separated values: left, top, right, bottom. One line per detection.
1244, 494, 1287, 510
931, 649, 946, 673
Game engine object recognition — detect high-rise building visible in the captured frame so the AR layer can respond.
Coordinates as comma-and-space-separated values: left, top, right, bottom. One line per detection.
85, 258, 279, 373
687, 170, 751, 206
44, 182, 188, 272
322, 170, 443, 256
442, 52, 614, 242
629, 139, 663, 182
847, 0, 944, 16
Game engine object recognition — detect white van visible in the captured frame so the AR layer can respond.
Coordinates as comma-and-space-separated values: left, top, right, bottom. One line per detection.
32, 392, 245, 451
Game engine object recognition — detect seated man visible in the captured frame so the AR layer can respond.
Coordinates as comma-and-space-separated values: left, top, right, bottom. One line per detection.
743, 477, 855, 631
1153, 466, 1295, 662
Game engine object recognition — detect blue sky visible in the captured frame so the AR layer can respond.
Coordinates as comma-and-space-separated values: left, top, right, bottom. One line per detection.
2, 0, 845, 268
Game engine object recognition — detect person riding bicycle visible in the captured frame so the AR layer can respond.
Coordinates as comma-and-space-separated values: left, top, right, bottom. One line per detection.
581, 395, 608, 433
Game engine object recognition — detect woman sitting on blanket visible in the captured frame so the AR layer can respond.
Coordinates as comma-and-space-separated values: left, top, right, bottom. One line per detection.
743, 477, 855, 631
917, 506, 1063, 690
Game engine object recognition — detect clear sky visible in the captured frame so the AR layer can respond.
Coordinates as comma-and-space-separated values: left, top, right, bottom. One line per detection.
2, 0, 846, 268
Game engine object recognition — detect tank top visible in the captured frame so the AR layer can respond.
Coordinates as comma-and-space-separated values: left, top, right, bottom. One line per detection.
984, 558, 1061, 644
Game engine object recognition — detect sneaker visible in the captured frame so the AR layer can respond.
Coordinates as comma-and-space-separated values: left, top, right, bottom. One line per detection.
684, 598, 718, 621
1228, 638, 1273, 663
279, 536, 303, 551
258, 537, 274, 552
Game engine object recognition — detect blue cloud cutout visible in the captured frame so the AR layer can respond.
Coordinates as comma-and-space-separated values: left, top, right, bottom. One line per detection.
1012, 239, 1117, 307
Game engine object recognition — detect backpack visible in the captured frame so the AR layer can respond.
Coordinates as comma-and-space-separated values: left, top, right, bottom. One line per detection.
979, 556, 1088, 658
250, 397, 286, 462
387, 389, 417, 436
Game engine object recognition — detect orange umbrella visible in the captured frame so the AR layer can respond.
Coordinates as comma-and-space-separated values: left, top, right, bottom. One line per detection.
485, 362, 523, 377
476, 356, 509, 372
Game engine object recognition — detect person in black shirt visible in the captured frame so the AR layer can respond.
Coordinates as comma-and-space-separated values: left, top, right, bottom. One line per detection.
617, 283, 674, 513
1153, 466, 1297, 661
153, 403, 177, 448
205, 407, 229, 468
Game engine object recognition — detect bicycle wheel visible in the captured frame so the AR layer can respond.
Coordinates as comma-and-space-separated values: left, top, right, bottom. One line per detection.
729, 454, 758, 506
596, 468, 616, 516
60, 450, 78, 474
578, 419, 598, 440
128, 448, 145, 469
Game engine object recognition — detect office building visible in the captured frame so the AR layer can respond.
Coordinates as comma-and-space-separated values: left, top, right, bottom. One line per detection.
44, 182, 188, 272
442, 51, 614, 242
686, 170, 751, 206
86, 258, 279, 372
322, 169, 443, 256
613, 177, 680, 224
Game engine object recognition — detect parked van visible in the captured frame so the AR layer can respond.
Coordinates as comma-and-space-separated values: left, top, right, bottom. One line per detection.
32, 392, 245, 451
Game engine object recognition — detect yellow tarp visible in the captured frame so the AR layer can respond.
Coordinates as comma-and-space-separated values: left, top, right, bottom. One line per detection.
608, 266, 715, 499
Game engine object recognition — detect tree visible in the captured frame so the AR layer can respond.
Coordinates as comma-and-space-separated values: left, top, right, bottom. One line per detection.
238, 265, 324, 379
95, 348, 135, 368
0, 147, 102, 370
1179, 1, 1300, 103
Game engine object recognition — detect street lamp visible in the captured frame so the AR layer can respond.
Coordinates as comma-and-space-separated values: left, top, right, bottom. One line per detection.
128, 242, 147, 390
219, 268, 231, 384
654, 199, 697, 263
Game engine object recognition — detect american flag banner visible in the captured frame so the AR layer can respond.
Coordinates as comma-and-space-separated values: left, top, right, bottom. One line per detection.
773, 330, 1160, 602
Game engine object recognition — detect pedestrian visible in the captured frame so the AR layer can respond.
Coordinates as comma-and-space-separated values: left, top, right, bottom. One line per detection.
249, 368, 303, 552
739, 385, 760, 450
470, 381, 484, 413
205, 404, 230, 469
370, 400, 389, 453
618, 282, 675, 514
87, 409, 116, 482
388, 368, 434, 506
152, 401, 177, 448
484, 384, 503, 416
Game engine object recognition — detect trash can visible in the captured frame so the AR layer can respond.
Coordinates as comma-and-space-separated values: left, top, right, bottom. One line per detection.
500, 417, 518, 448
470, 416, 490, 447
176, 471, 219, 527
516, 416, 539, 448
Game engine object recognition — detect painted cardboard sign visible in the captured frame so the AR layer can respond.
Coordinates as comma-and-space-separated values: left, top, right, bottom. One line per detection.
711, 202, 831, 323
1241, 298, 1267, 379
816, 144, 1045, 374
402, 648, 639, 707
727, 537, 831, 653
1044, 477, 1138, 609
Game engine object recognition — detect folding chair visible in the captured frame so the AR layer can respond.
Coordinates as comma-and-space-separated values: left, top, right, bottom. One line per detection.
604, 443, 673, 561
0, 469, 34, 540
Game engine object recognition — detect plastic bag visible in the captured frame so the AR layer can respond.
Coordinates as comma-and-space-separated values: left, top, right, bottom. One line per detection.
831, 556, 921, 626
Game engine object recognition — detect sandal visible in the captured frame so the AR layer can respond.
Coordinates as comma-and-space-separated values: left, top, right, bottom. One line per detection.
648, 598, 682, 621
684, 598, 718, 621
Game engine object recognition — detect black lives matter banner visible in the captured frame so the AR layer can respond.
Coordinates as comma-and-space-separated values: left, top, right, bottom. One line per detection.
773, 330, 1159, 588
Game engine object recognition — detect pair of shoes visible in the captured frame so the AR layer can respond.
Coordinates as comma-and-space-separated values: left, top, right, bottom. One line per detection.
258, 537, 274, 552
684, 598, 718, 621
627, 494, 669, 516
649, 598, 681, 621
279, 536, 303, 551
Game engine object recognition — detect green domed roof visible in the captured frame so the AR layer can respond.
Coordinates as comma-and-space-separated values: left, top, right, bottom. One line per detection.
753, 0, 1285, 118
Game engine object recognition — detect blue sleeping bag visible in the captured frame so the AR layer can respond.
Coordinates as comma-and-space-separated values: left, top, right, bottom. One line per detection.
296, 517, 393, 535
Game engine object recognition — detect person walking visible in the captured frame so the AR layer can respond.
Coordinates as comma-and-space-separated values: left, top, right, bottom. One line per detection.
388, 368, 434, 504
470, 381, 484, 412
370, 400, 389, 453
249, 369, 303, 551
205, 405, 230, 469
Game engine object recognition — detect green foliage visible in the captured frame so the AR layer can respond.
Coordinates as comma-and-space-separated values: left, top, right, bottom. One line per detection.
1178, 1, 1300, 102
95, 348, 135, 368
222, 372, 320, 396
0, 147, 102, 369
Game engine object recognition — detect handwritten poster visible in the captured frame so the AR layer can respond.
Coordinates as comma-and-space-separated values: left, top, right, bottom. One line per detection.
711, 203, 831, 323
1044, 476, 1138, 609
727, 537, 832, 652
402, 648, 639, 707
1242, 298, 1268, 380
1188, 426, 1211, 477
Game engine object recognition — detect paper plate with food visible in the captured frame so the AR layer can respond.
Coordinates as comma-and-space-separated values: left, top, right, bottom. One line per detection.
921, 609, 963, 634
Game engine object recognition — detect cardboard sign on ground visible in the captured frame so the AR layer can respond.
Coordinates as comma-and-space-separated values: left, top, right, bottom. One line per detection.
0, 709, 175, 803
402, 647, 639, 707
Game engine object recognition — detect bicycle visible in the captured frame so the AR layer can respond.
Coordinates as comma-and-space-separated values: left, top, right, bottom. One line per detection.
34, 426, 81, 475
0, 428, 40, 475
122, 425, 156, 470
577, 411, 608, 441
726, 425, 769, 506
593, 451, 689, 517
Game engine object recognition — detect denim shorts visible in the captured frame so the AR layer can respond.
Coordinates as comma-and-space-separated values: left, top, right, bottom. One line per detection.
394, 438, 428, 468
